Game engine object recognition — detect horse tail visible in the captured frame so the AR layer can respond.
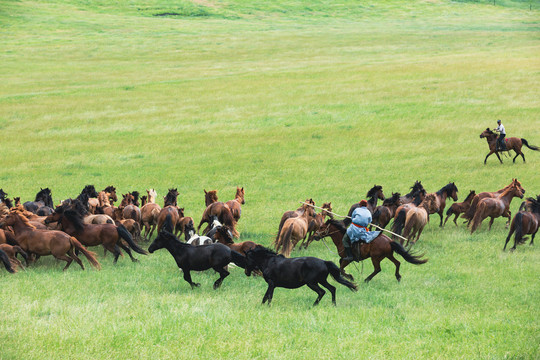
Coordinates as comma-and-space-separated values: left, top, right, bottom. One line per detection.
0, 249, 15, 273
325, 261, 358, 291
69, 237, 101, 270
230, 249, 246, 269
470, 201, 487, 233
392, 209, 406, 237
514, 212, 525, 244
390, 241, 428, 265
117, 225, 148, 255
521, 138, 540, 151
221, 207, 239, 238
279, 225, 295, 257
13, 246, 28, 264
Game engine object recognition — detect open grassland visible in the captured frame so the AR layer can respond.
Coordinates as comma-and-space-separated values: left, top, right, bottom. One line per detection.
1, 0, 539, 358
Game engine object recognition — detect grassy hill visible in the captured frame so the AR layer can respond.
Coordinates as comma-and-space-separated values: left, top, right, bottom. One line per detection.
0, 0, 539, 359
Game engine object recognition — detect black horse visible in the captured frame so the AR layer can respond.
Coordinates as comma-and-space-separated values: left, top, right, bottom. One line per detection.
23, 188, 54, 214
0, 189, 8, 202
77, 185, 99, 200
245, 246, 357, 306
0, 248, 15, 273
148, 227, 246, 290
163, 188, 179, 207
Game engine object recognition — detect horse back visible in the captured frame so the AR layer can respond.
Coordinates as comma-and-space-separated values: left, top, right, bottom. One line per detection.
266, 256, 327, 288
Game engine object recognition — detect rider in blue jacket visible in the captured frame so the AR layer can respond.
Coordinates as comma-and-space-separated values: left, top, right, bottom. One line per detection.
342, 200, 380, 261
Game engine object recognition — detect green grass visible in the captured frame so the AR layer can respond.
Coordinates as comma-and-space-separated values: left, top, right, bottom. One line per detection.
0, 0, 539, 359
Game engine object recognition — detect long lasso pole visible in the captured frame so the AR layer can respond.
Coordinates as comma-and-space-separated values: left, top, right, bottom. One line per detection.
300, 201, 410, 242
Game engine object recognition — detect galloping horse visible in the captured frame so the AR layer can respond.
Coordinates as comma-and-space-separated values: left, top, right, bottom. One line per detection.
400, 181, 425, 205
444, 190, 476, 226
204, 189, 218, 207
462, 179, 524, 225
274, 198, 315, 247
480, 128, 539, 164
275, 205, 316, 257
141, 189, 161, 241
426, 182, 459, 227
312, 219, 427, 282
470, 183, 524, 233
213, 225, 258, 255
23, 188, 54, 215
345, 185, 385, 226
372, 192, 401, 229
198, 201, 238, 238
225, 187, 245, 222
163, 188, 179, 207
157, 206, 182, 234
1, 210, 101, 271
504, 195, 539, 251
391, 191, 424, 238
401, 194, 437, 245
77, 185, 99, 214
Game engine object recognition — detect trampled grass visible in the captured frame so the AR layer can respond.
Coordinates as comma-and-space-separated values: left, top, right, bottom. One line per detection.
0, 0, 539, 359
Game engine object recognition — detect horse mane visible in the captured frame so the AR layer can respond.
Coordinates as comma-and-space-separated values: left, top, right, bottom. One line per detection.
11, 212, 36, 229
421, 193, 437, 208
383, 192, 401, 206
103, 186, 116, 193
326, 219, 347, 233
527, 195, 540, 214
35, 188, 53, 208
366, 185, 383, 198
0, 203, 9, 218
250, 245, 281, 257
412, 191, 424, 206
437, 182, 458, 197
63, 210, 85, 231
406, 181, 424, 197
464, 190, 476, 203
54, 202, 71, 214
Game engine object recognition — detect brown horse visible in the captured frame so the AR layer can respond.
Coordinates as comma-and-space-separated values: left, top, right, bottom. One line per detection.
141, 195, 161, 241
400, 181, 425, 205
213, 224, 258, 255
204, 189, 218, 207
470, 183, 525, 233
372, 192, 401, 229
157, 206, 181, 234
444, 190, 476, 226
275, 205, 315, 257
345, 185, 385, 224
312, 219, 427, 282
401, 194, 437, 245
503, 195, 539, 251
0, 211, 100, 271
426, 182, 459, 227
164, 188, 179, 207
225, 187, 245, 222
391, 191, 425, 238
198, 202, 239, 238
462, 179, 524, 225
480, 128, 539, 164
274, 198, 315, 247
300, 213, 325, 249
45, 206, 147, 263
175, 212, 194, 241
0, 243, 28, 270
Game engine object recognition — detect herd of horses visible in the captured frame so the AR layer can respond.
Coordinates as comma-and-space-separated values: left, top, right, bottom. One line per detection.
0, 177, 537, 305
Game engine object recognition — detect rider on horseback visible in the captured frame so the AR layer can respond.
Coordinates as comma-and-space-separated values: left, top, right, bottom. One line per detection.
342, 200, 381, 261
494, 119, 506, 151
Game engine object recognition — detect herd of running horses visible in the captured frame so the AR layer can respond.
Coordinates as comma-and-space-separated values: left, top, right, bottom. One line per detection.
0, 178, 538, 305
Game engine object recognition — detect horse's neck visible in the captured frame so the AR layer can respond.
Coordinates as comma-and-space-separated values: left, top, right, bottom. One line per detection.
11, 218, 34, 235
234, 194, 243, 203
329, 227, 345, 254
368, 196, 378, 208
148, 196, 156, 203
497, 190, 518, 204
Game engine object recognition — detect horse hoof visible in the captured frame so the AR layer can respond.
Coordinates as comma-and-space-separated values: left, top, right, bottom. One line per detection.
132, 258, 140, 263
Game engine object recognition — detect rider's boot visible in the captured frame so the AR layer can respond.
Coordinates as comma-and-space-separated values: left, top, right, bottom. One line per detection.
343, 246, 354, 262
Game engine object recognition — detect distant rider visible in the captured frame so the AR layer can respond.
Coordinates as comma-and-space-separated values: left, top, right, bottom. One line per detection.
494, 119, 506, 151
342, 200, 381, 261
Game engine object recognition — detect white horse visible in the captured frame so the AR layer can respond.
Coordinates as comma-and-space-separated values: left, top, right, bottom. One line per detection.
186, 230, 214, 246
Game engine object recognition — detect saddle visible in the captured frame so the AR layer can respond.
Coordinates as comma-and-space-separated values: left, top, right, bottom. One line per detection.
351, 241, 369, 261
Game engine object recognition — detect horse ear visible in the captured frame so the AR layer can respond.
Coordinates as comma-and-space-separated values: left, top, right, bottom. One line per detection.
204, 189, 207, 194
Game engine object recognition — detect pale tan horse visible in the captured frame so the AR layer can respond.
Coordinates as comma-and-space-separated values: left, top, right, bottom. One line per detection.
275, 205, 316, 257
402, 194, 437, 245
273, 198, 315, 248
225, 187, 245, 222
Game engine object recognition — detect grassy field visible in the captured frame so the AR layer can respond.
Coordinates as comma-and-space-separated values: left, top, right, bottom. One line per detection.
1, 0, 539, 358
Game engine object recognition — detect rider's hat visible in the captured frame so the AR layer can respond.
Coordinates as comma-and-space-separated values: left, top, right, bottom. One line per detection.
497, 119, 501, 123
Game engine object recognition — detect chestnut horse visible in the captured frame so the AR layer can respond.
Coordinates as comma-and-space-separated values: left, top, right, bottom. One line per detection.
1, 211, 100, 271
444, 190, 476, 226
198, 201, 238, 238
480, 128, 539, 164
312, 219, 427, 282
45, 206, 147, 263
157, 206, 181, 234
275, 205, 316, 257
391, 191, 424, 238
0, 248, 15, 273
372, 192, 401, 229
503, 195, 539, 251
213, 224, 258, 255
470, 183, 524, 233
141, 190, 161, 241
274, 198, 315, 247
401, 194, 437, 245
426, 182, 459, 227
462, 179, 524, 225
204, 189, 218, 207
0, 243, 28, 270
225, 187, 245, 222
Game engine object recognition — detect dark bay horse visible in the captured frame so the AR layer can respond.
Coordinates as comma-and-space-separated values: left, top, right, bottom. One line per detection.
164, 188, 179, 207
148, 226, 246, 290
345, 185, 385, 226
245, 246, 357, 306
23, 188, 54, 215
313, 219, 427, 282
225, 187, 245, 222
444, 190, 476, 226
426, 182, 459, 227
1, 211, 101, 271
400, 181, 425, 205
504, 195, 539, 251
480, 128, 539, 164
372, 192, 401, 229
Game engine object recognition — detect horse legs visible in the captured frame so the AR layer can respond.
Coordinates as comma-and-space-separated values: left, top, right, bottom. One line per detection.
443, 213, 451, 227
503, 229, 514, 251
438, 212, 444, 227
212, 266, 230, 289
387, 254, 401, 282
67, 248, 85, 270
117, 241, 139, 262
339, 258, 354, 281
183, 269, 200, 289
530, 231, 536, 246
55, 254, 74, 271
148, 224, 157, 240
453, 213, 460, 226
319, 278, 337, 306
365, 257, 382, 282
484, 151, 494, 164
262, 281, 275, 305
306, 282, 326, 306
